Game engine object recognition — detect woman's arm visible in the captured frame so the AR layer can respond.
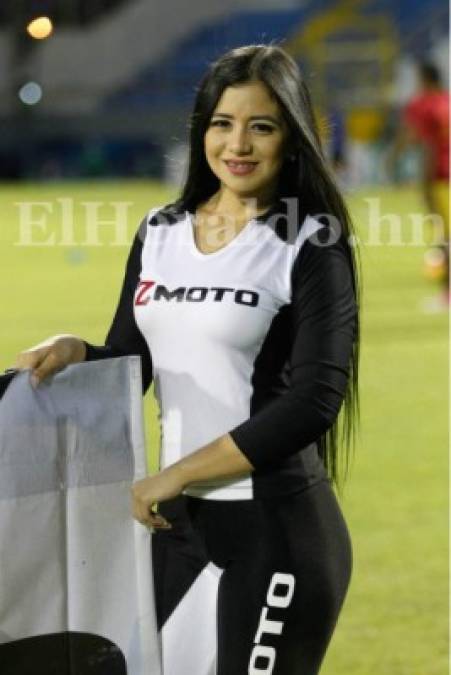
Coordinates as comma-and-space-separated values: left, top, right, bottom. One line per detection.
15, 219, 153, 392
229, 233, 357, 469
84, 218, 153, 392
132, 434, 252, 527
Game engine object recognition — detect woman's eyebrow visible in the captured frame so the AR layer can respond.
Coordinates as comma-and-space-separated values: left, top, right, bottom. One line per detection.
211, 112, 281, 125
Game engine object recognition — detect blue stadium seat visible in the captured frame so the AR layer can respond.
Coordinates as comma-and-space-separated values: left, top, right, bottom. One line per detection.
104, 0, 447, 112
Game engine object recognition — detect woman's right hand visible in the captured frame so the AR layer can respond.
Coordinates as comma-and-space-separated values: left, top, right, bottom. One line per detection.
14, 335, 87, 387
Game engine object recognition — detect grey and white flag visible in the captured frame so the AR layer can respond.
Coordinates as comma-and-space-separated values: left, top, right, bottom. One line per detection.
0, 357, 161, 675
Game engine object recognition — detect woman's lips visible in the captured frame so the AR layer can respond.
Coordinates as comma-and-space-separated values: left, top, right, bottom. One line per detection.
224, 160, 258, 176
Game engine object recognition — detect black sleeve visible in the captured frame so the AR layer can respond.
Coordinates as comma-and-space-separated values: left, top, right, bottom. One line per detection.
0, 371, 17, 401
229, 233, 357, 469
84, 219, 153, 393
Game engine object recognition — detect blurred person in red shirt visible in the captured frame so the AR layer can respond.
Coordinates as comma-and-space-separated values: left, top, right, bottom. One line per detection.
401, 62, 449, 308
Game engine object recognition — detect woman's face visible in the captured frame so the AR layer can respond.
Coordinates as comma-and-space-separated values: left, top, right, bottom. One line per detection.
204, 80, 289, 203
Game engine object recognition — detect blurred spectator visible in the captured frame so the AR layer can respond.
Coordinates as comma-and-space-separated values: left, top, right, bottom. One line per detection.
329, 107, 347, 171
392, 62, 449, 308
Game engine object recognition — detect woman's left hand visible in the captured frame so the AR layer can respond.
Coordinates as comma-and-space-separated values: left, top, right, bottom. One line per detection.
131, 433, 252, 529
131, 466, 185, 530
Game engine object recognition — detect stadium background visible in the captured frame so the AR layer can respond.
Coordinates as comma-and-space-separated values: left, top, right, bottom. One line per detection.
0, 1, 448, 673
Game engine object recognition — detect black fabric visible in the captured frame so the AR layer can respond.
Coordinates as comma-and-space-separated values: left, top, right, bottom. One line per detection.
230, 234, 357, 470
152, 496, 209, 630
0, 371, 17, 401
0, 632, 127, 675
84, 222, 153, 393
155, 481, 352, 675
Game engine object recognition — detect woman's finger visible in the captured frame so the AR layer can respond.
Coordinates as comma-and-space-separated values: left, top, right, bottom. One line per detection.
132, 496, 171, 529
14, 347, 48, 372
148, 512, 172, 529
132, 497, 147, 524
31, 350, 64, 385
132, 496, 153, 526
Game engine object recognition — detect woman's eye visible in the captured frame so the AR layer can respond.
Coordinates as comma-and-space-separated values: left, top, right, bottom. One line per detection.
209, 120, 275, 133
210, 119, 230, 128
252, 123, 274, 133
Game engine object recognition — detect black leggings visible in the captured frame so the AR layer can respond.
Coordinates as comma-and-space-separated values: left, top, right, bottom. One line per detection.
153, 479, 352, 675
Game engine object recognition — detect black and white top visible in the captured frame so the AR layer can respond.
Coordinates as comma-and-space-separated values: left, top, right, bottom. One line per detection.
85, 203, 357, 500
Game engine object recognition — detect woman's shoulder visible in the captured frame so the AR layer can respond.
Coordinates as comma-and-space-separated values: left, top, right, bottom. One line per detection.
145, 201, 187, 228
256, 199, 325, 245
133, 202, 188, 245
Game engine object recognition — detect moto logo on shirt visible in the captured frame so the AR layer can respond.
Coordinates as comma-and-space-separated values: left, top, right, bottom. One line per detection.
249, 572, 296, 675
135, 280, 259, 307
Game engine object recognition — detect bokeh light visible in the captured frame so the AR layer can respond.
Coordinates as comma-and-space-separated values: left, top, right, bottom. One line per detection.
27, 16, 53, 40
18, 82, 43, 106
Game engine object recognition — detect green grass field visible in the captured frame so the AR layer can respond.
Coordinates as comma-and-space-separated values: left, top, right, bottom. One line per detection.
0, 181, 448, 674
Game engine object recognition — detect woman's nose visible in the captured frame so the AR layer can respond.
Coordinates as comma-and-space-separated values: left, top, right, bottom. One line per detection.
228, 126, 252, 155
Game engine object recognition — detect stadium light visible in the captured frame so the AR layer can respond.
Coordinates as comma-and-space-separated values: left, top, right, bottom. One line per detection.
27, 16, 53, 40
18, 82, 43, 106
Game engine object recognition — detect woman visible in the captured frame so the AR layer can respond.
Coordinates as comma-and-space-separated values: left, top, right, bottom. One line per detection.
16, 45, 360, 674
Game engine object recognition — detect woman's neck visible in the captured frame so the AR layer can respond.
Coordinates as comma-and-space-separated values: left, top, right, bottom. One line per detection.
204, 187, 276, 220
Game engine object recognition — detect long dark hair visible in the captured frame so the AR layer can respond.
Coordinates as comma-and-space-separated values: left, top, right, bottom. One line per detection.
174, 44, 361, 492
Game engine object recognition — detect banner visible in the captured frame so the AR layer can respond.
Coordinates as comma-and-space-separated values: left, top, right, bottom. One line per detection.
0, 357, 161, 675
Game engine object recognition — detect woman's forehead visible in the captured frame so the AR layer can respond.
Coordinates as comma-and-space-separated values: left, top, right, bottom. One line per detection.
213, 81, 283, 119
